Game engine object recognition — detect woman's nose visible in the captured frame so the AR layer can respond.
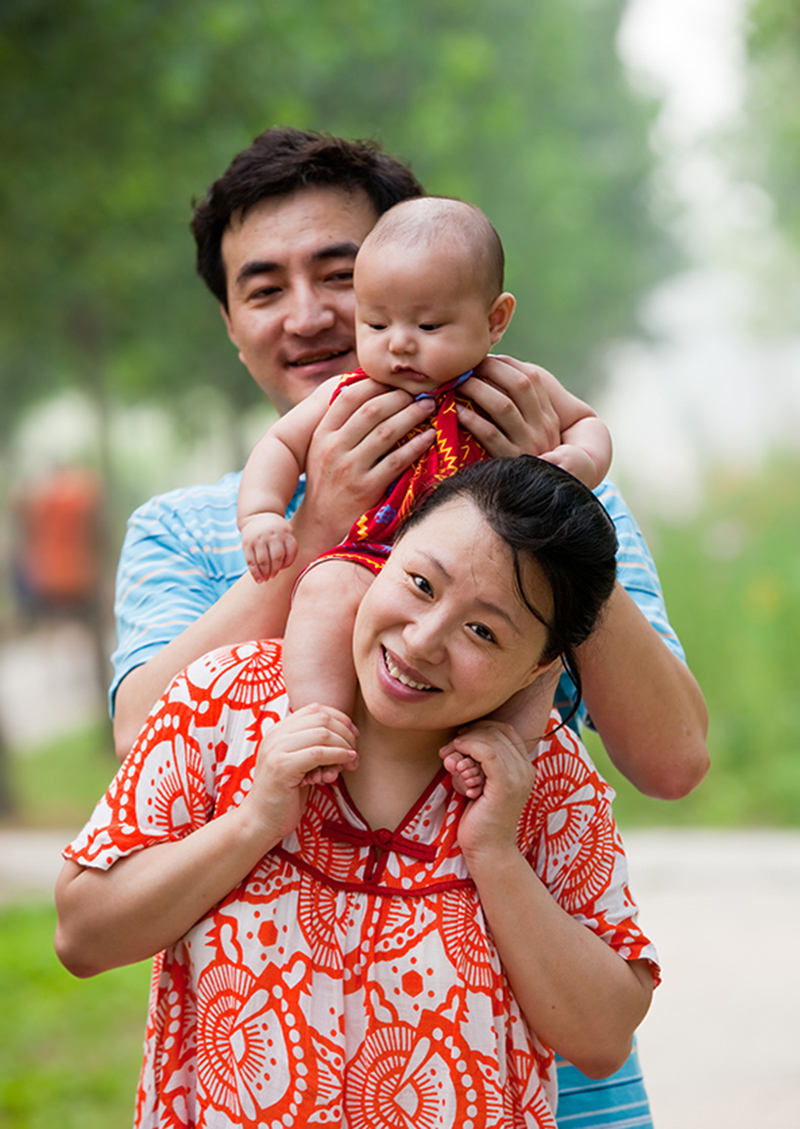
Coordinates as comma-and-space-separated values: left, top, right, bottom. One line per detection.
403, 612, 446, 663
283, 281, 336, 336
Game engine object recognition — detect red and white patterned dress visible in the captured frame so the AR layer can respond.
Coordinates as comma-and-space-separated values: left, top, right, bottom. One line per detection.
65, 640, 658, 1129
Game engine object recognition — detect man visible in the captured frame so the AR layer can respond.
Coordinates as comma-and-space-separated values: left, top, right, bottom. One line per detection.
110, 126, 707, 1129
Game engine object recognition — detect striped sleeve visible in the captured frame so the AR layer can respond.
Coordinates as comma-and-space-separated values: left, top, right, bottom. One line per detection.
109, 472, 247, 713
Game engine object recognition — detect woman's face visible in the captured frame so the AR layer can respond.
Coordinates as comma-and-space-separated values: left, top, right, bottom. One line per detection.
352, 497, 555, 736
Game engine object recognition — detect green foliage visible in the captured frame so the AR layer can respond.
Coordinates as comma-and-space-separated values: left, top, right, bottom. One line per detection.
0, 902, 148, 1128
0, 0, 667, 447
744, 0, 800, 248
7, 722, 116, 829
591, 453, 800, 829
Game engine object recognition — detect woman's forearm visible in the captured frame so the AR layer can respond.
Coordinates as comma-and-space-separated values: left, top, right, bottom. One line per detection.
578, 584, 709, 799
55, 804, 279, 978
465, 844, 653, 1078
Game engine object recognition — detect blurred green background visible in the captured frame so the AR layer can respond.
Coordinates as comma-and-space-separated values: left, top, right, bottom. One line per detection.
1, 0, 799, 1123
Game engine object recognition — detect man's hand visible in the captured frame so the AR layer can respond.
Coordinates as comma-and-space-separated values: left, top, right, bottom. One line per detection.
458, 355, 563, 457
300, 378, 436, 553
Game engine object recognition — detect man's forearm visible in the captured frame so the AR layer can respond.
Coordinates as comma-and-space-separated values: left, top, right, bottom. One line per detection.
578, 584, 709, 799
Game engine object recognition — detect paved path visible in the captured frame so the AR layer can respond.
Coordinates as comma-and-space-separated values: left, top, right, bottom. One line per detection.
2, 826, 799, 1127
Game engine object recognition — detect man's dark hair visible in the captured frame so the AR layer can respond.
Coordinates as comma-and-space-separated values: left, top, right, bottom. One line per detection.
191, 126, 425, 308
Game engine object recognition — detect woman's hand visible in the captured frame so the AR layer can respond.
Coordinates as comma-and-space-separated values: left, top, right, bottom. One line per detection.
244, 704, 359, 845
440, 720, 534, 859
56, 704, 360, 978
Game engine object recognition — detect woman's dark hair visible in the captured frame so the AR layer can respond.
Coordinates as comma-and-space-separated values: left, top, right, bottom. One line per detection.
398, 457, 618, 725
191, 126, 424, 308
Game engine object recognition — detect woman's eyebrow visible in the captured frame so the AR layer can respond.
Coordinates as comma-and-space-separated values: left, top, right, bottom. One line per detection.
416, 550, 521, 633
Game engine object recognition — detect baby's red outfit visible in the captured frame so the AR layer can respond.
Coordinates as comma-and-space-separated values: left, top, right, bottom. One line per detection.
317, 368, 486, 574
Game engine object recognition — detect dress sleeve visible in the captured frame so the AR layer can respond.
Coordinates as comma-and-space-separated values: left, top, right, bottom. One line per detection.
554, 475, 685, 729
524, 723, 661, 983
69, 640, 286, 872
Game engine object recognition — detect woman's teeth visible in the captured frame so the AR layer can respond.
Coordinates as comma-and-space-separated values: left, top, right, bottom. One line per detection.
384, 650, 434, 691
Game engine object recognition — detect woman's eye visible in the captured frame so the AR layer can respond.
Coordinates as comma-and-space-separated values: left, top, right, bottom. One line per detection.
468, 623, 496, 643
410, 573, 433, 596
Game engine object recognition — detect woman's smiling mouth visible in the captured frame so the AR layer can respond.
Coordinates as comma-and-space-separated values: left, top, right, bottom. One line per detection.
382, 646, 438, 692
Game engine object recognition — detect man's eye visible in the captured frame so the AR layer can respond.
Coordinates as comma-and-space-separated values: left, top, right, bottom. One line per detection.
411, 573, 433, 596
468, 623, 496, 643
328, 270, 354, 284
250, 286, 281, 300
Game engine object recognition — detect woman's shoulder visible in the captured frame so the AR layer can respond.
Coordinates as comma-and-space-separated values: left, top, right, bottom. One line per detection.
181, 639, 286, 701
518, 715, 615, 856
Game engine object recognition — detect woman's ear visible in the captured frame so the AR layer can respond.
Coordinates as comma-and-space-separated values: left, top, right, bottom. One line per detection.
488, 292, 516, 344
520, 655, 560, 691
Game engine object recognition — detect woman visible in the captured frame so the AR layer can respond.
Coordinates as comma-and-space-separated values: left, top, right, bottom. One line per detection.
55, 457, 658, 1129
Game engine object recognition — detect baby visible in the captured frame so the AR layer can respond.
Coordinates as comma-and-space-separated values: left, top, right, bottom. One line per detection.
238, 196, 612, 792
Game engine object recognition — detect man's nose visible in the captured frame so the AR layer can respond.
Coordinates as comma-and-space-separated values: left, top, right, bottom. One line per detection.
284, 281, 336, 336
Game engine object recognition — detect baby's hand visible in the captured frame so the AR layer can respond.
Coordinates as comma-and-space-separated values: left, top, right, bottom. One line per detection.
441, 748, 486, 799
538, 444, 602, 489
241, 513, 298, 582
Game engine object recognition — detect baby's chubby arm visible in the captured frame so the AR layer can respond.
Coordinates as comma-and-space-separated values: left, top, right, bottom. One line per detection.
238, 377, 339, 582
533, 370, 612, 489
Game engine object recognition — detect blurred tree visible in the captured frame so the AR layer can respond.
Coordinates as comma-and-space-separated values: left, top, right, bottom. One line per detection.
0, 0, 666, 453
744, 0, 800, 248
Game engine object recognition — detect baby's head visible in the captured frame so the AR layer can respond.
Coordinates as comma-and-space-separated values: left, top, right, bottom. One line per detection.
354, 197, 516, 394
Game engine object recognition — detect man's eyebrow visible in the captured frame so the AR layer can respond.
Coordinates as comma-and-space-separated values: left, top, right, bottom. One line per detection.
234, 242, 360, 289
313, 241, 361, 263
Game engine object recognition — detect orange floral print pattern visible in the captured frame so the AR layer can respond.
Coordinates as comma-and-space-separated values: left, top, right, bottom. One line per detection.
65, 640, 658, 1128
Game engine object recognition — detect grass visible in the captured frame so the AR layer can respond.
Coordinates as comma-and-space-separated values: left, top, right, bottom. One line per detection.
3, 720, 118, 830
1, 724, 147, 1128
0, 902, 150, 1129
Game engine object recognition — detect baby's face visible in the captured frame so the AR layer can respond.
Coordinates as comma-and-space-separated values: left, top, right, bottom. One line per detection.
354, 241, 497, 394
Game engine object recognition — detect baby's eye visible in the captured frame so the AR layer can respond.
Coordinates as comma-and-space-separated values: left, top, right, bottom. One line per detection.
368, 323, 387, 331
419, 323, 441, 332
468, 622, 496, 643
410, 573, 433, 597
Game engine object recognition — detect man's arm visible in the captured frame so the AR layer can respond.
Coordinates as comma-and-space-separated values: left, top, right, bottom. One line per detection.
112, 386, 436, 760
577, 583, 708, 798
456, 355, 709, 799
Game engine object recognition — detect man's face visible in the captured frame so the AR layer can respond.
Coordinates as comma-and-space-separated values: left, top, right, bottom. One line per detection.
220, 186, 380, 414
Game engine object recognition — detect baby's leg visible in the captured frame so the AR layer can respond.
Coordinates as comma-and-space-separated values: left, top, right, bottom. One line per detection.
283, 558, 374, 716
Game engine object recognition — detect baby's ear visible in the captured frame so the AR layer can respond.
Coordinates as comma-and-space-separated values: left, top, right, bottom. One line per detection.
488, 292, 516, 343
